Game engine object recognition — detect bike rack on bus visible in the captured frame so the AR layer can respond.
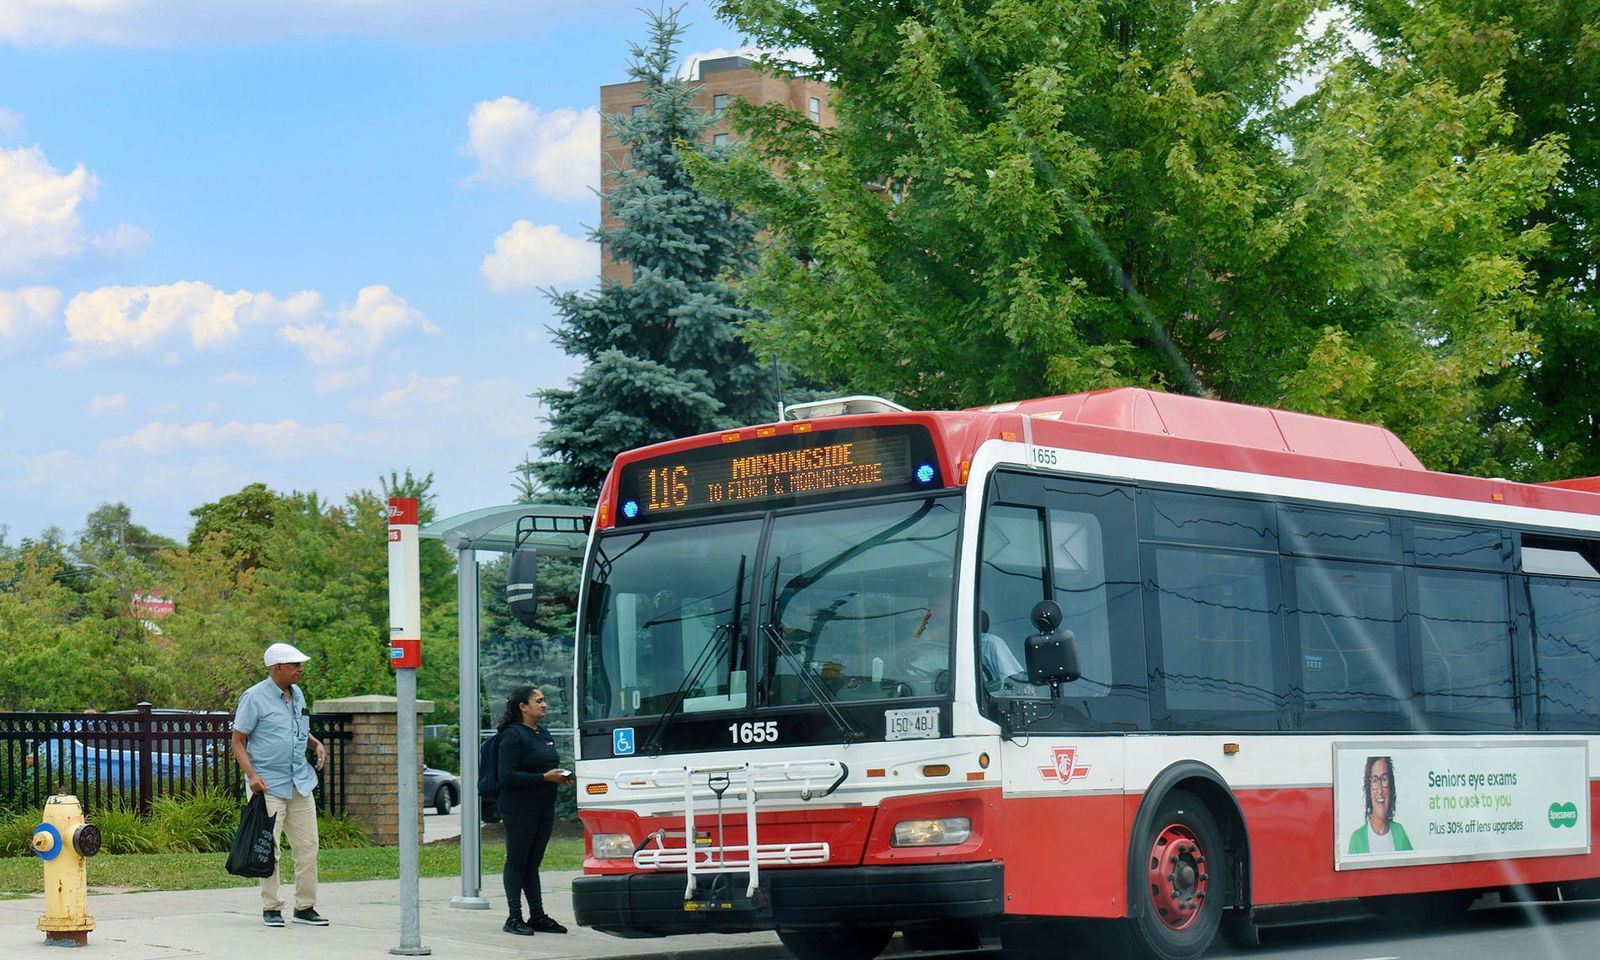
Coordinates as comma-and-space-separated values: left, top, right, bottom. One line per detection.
614, 759, 848, 909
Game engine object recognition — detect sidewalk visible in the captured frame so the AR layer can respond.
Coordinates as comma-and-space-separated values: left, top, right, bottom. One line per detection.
0, 871, 785, 960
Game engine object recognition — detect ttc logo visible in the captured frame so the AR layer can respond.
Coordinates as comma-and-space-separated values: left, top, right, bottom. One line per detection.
1038, 746, 1092, 783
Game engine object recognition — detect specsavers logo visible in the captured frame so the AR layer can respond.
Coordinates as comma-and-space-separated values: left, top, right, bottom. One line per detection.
1548, 802, 1579, 829
1038, 746, 1091, 784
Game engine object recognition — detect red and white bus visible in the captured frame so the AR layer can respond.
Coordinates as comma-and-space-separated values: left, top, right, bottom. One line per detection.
562, 388, 1600, 960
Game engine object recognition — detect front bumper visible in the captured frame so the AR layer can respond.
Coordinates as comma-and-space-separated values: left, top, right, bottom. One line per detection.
573, 861, 1005, 937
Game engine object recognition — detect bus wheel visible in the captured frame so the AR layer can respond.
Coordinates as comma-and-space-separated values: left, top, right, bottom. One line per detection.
776, 925, 893, 960
1121, 790, 1226, 960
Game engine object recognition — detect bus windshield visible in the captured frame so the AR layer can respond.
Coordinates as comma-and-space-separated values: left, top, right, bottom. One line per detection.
580, 496, 960, 725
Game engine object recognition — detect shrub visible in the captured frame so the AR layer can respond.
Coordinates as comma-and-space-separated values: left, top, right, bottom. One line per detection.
316, 813, 369, 849
149, 789, 236, 853
93, 803, 158, 855
0, 806, 43, 856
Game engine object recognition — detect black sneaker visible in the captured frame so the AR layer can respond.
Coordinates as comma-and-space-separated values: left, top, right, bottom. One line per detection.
292, 907, 329, 926
263, 910, 285, 928
502, 918, 536, 936
528, 915, 568, 934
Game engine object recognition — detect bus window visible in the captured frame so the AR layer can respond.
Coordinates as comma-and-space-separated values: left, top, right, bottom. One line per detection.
1144, 490, 1275, 552
1281, 506, 1399, 562
978, 503, 1047, 695
1529, 577, 1600, 729
1411, 521, 1508, 570
1151, 547, 1282, 728
1411, 569, 1514, 728
1046, 505, 1113, 697
1522, 536, 1600, 578
580, 518, 762, 721
1289, 559, 1409, 730
760, 497, 960, 706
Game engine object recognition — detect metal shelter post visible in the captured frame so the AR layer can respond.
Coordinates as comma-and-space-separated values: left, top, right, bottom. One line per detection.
420, 503, 592, 916
450, 545, 489, 909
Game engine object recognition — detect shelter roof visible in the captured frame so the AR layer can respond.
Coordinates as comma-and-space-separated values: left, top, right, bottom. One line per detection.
419, 502, 590, 556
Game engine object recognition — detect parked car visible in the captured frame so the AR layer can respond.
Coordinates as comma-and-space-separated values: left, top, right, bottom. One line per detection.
423, 765, 460, 815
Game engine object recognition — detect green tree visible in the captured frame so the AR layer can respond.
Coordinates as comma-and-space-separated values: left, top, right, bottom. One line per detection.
705, 0, 1566, 475
73, 502, 180, 570
189, 482, 280, 570
1344, 0, 1600, 478
533, 5, 775, 497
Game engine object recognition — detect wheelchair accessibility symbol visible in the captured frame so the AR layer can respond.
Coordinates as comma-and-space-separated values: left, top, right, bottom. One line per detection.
613, 727, 635, 756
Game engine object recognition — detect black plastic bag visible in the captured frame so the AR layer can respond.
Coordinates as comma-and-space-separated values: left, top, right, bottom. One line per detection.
225, 792, 278, 878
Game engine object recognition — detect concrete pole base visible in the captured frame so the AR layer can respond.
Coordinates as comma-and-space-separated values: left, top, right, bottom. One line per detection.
449, 896, 491, 910
388, 947, 432, 956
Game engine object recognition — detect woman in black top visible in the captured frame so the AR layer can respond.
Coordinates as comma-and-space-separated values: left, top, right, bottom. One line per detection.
496, 686, 572, 936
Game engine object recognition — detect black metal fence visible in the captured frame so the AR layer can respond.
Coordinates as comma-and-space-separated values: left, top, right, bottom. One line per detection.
0, 703, 350, 817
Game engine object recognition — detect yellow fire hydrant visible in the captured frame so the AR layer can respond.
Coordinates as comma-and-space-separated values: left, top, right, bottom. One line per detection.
31, 795, 101, 947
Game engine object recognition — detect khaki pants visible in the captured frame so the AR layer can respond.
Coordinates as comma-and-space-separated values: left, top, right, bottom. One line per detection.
260, 791, 319, 911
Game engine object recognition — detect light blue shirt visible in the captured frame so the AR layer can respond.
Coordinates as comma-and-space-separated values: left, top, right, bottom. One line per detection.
234, 676, 318, 799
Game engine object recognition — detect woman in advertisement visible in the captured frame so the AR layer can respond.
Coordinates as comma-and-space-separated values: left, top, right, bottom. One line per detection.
1349, 755, 1414, 853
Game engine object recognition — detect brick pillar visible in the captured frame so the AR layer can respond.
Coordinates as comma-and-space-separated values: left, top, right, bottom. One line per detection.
311, 695, 433, 845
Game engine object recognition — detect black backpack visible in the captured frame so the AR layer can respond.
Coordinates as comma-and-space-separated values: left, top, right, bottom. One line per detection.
477, 729, 502, 822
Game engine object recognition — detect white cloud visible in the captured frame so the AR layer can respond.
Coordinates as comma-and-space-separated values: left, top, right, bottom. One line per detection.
352, 373, 543, 443
62, 281, 321, 356
466, 98, 599, 202
0, 1, 630, 47
0, 107, 21, 142
314, 365, 371, 394
103, 419, 359, 460
481, 220, 595, 292
88, 392, 128, 415
0, 285, 61, 353
1, 145, 90, 276
280, 285, 436, 366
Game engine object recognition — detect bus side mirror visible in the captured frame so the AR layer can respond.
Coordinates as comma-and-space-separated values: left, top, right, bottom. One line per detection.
507, 547, 538, 627
1024, 600, 1080, 687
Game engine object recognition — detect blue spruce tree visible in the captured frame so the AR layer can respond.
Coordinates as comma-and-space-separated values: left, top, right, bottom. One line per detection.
532, 7, 774, 497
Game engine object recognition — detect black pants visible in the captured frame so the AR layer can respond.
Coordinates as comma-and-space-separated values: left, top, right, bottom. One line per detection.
502, 814, 554, 920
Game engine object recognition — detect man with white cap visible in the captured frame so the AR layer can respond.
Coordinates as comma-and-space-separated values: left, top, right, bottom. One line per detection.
231, 642, 330, 928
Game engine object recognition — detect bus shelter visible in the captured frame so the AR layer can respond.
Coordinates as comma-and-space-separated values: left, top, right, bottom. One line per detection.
420, 503, 590, 909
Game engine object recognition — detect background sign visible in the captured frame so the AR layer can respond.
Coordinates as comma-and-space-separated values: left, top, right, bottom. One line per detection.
1333, 740, 1590, 871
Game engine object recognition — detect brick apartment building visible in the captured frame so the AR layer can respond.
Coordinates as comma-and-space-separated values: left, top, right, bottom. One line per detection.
598, 55, 834, 285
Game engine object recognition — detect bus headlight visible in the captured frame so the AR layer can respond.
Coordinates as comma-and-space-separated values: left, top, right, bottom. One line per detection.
591, 833, 635, 860
891, 817, 971, 847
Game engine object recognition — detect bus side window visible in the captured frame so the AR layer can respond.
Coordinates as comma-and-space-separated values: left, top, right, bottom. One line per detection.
1411, 569, 1514, 729
1288, 559, 1409, 730
1526, 541, 1600, 729
1150, 546, 1282, 727
1047, 506, 1113, 697
978, 503, 1049, 682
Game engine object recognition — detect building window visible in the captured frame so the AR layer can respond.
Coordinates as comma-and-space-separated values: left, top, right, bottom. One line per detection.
712, 133, 730, 147
713, 94, 730, 116
809, 97, 821, 122
631, 104, 646, 117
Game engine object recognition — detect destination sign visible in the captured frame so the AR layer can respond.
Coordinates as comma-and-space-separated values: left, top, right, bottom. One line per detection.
614, 425, 942, 524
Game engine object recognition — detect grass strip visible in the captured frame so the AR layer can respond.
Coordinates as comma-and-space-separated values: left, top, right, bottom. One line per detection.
0, 838, 584, 895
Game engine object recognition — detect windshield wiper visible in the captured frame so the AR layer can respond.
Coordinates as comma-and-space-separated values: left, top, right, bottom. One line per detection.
641, 620, 735, 756
760, 623, 863, 741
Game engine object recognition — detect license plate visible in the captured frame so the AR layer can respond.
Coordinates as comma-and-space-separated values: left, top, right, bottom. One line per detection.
884, 706, 940, 741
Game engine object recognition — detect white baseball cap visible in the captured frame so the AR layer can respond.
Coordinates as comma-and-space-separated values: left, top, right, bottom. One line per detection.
264, 642, 311, 666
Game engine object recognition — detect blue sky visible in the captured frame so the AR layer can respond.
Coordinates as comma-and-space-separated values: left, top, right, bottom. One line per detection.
0, 1, 751, 544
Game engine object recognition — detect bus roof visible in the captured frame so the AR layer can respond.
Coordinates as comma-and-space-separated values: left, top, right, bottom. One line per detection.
593, 388, 1600, 529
